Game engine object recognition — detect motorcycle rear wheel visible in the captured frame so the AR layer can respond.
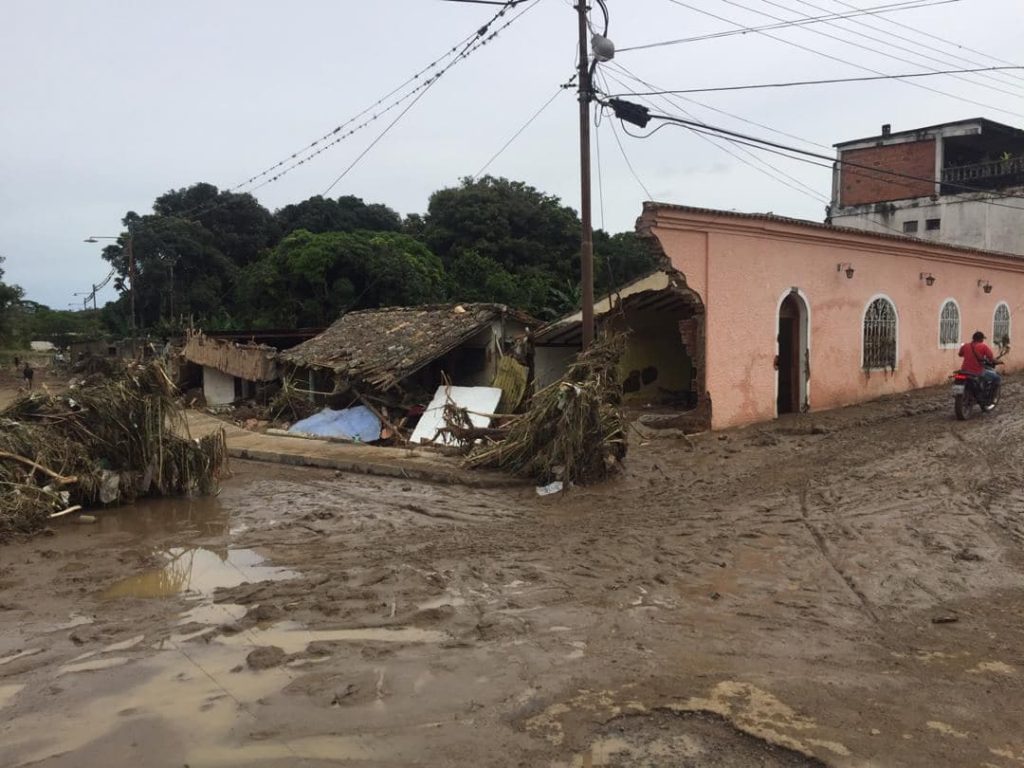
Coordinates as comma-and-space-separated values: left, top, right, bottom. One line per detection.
955, 392, 974, 420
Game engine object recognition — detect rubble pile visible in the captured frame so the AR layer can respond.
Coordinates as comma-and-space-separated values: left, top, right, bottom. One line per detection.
0, 362, 228, 540
466, 334, 627, 485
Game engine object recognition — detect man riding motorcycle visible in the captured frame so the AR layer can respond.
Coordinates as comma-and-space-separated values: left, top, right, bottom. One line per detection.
958, 330, 1001, 409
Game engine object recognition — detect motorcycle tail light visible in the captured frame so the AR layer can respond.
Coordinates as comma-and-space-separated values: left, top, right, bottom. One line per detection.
953, 373, 968, 381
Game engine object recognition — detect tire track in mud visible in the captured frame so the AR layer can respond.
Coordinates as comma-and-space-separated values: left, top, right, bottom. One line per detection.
797, 483, 879, 623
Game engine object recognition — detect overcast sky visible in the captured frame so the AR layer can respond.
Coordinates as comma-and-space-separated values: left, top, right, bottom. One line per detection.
1, 0, 1021, 308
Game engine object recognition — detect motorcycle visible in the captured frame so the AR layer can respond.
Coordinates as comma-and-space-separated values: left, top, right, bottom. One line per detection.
952, 359, 1003, 420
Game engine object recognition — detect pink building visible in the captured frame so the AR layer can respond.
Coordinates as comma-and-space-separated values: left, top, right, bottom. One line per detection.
636, 204, 1021, 430
538, 204, 1021, 431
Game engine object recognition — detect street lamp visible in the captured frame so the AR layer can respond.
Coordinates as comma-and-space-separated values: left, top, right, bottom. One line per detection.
83, 231, 135, 331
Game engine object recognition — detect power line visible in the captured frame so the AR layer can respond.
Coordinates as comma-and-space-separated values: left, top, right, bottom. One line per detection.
599, 67, 829, 205
473, 84, 569, 179
819, 0, 1024, 89
235, 0, 532, 195
602, 66, 1024, 96
618, 0, 960, 52
624, 108, 1024, 211
759, 0, 1024, 98
663, 0, 1024, 120
828, 0, 1024, 85
604, 61, 828, 150
293, 0, 545, 195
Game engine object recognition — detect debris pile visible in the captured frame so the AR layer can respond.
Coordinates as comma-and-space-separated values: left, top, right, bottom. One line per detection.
466, 334, 627, 485
0, 362, 228, 540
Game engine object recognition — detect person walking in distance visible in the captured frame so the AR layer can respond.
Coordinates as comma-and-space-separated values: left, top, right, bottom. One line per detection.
22, 361, 33, 390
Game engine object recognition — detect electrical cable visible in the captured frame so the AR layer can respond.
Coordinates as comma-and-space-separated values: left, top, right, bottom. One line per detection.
828, 0, 1024, 84
231, 36, 479, 193
316, 0, 545, 195
821, 0, 1024, 88
601, 66, 1024, 96
618, 0, 960, 52
628, 109, 1024, 211
472, 84, 569, 179
663, 0, 1024, 119
759, 0, 1024, 98
602, 68, 829, 205
604, 61, 828, 150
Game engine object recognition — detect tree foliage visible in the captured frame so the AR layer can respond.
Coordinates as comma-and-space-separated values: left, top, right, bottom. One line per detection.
236, 230, 445, 328
92, 177, 657, 331
0, 257, 25, 343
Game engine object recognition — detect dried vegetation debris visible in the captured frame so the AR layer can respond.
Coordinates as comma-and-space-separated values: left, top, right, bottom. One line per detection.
0, 362, 228, 540
466, 334, 628, 485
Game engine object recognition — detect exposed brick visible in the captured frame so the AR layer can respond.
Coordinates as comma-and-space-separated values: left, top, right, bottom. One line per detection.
839, 140, 935, 206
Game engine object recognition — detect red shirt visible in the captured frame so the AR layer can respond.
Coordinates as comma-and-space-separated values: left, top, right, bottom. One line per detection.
958, 341, 995, 375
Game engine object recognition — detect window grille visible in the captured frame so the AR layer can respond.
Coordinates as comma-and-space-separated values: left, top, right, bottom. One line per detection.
863, 297, 897, 369
994, 304, 1011, 348
939, 301, 960, 346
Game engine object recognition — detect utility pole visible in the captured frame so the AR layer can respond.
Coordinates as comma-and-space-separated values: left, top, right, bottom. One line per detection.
576, 1, 595, 350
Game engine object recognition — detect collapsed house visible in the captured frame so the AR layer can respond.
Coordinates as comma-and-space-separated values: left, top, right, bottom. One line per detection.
278, 304, 535, 441
534, 268, 707, 425
181, 329, 321, 407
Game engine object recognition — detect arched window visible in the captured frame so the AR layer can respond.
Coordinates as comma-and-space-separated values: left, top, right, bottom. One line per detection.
863, 296, 898, 369
939, 300, 960, 347
993, 303, 1011, 348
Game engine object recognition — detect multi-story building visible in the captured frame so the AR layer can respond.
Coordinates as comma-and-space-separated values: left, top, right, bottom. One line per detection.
828, 118, 1024, 255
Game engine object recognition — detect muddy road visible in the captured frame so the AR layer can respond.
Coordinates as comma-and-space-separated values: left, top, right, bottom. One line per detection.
3, 380, 1024, 766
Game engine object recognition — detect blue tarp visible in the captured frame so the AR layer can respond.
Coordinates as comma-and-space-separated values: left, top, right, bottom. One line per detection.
288, 405, 381, 443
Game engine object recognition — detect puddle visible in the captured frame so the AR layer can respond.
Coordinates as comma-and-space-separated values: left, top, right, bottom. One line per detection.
83, 495, 230, 539
102, 547, 297, 600
0, 648, 44, 667
0, 684, 25, 709
219, 622, 447, 655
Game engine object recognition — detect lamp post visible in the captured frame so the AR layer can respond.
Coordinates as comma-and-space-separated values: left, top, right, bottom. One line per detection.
84, 230, 135, 331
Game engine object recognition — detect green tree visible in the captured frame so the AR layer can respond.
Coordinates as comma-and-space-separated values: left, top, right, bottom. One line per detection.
425, 176, 580, 280
154, 182, 279, 267
0, 256, 25, 343
593, 230, 660, 296
237, 230, 445, 328
100, 213, 238, 330
275, 195, 402, 237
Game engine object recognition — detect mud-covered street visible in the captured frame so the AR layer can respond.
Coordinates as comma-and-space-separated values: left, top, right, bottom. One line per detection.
3, 380, 1024, 767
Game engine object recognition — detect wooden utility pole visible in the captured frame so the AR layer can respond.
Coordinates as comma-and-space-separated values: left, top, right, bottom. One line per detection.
576, 1, 595, 349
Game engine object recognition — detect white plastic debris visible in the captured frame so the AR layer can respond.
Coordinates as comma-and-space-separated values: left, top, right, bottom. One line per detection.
535, 481, 563, 496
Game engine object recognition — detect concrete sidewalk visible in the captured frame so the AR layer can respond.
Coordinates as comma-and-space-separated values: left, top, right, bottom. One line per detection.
186, 411, 516, 487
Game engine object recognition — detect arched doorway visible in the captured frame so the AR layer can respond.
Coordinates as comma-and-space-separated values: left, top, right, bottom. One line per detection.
777, 290, 809, 415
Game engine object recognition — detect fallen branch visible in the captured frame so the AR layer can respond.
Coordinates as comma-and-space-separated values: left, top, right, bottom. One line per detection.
0, 450, 77, 486
49, 505, 83, 519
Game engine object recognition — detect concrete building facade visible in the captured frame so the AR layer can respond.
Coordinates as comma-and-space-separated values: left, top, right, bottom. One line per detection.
640, 204, 1024, 430
828, 118, 1024, 255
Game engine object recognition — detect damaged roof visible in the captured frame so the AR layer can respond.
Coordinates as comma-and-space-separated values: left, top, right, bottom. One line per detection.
279, 304, 536, 391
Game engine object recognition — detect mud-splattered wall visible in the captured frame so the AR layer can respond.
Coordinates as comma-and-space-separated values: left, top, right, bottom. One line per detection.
609, 308, 693, 404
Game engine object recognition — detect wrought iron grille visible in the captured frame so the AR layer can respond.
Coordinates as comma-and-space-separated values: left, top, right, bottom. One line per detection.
863, 298, 897, 369
994, 304, 1011, 348
939, 301, 960, 346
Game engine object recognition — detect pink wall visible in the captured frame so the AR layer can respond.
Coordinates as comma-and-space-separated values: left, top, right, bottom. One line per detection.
645, 207, 1024, 430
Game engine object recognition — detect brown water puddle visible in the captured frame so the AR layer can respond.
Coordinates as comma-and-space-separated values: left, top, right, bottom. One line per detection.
102, 546, 297, 599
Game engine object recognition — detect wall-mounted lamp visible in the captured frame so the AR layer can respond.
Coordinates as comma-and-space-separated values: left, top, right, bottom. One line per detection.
978, 279, 993, 294
837, 262, 855, 279
919, 272, 936, 286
